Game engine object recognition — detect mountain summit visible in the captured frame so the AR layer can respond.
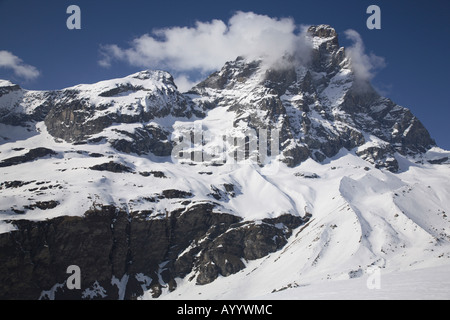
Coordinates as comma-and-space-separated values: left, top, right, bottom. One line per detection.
0, 26, 449, 300
1, 25, 435, 172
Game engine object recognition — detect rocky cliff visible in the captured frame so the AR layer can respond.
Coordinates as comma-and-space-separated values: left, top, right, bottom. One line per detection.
0, 203, 306, 299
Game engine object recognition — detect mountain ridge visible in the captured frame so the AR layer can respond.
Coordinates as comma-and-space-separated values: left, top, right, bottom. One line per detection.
0, 25, 436, 171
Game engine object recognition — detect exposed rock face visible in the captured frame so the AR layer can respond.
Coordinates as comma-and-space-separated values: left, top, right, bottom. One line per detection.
0, 203, 306, 299
0, 28, 435, 170
89, 161, 133, 173
0, 147, 57, 167
189, 25, 435, 171
0, 71, 203, 157
109, 124, 173, 156
41, 71, 204, 159
192, 215, 304, 285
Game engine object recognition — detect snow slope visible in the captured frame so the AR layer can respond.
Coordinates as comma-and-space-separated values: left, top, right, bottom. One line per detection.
263, 264, 450, 300
140, 149, 450, 299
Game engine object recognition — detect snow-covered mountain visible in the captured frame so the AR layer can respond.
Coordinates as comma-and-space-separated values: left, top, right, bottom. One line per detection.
0, 25, 449, 300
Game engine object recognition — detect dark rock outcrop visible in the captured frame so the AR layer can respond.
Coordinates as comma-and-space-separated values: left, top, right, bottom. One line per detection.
0, 147, 57, 167
0, 203, 307, 299
42, 71, 199, 149
89, 161, 133, 173
109, 124, 173, 156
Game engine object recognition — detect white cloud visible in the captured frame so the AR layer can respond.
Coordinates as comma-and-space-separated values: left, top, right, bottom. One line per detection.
0, 50, 40, 80
99, 11, 312, 82
98, 14, 387, 91
173, 74, 199, 92
344, 29, 386, 82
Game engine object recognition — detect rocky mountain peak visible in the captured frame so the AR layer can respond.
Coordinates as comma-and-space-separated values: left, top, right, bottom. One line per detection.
0, 80, 21, 97
307, 24, 338, 39
0, 25, 437, 172
0, 79, 19, 88
308, 24, 340, 53
129, 69, 177, 88
185, 25, 435, 171
194, 57, 263, 92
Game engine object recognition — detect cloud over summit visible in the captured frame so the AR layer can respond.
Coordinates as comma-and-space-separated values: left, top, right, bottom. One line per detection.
344, 29, 386, 82
98, 12, 386, 92
99, 11, 311, 90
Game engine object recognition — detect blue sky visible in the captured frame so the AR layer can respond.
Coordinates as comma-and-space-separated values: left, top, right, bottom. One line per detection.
0, 0, 449, 149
